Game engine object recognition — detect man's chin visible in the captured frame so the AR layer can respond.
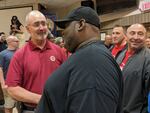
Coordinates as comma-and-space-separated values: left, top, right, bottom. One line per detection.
37, 35, 47, 40
131, 45, 143, 51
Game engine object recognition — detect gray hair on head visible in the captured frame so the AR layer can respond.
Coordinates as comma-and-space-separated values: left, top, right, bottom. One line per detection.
25, 10, 46, 26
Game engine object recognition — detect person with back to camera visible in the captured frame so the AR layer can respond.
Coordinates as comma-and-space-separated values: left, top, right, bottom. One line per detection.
36, 6, 123, 113
6, 10, 67, 113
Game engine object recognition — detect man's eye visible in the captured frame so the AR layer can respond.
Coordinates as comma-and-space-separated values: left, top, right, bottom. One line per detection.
130, 31, 135, 35
33, 22, 40, 27
32, 21, 47, 27
138, 32, 144, 36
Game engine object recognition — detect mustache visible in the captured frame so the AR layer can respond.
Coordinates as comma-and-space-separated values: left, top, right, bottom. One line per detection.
37, 31, 48, 35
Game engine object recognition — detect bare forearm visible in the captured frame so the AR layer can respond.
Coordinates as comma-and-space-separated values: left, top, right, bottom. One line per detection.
7, 86, 41, 104
0, 68, 5, 84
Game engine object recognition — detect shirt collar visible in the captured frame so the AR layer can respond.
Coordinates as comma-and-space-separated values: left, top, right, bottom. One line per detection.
76, 37, 99, 51
29, 39, 51, 51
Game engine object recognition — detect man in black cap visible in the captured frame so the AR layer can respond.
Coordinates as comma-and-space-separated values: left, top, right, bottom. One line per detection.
36, 6, 123, 113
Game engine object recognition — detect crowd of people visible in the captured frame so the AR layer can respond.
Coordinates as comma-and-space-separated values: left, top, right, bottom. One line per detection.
0, 5, 149, 113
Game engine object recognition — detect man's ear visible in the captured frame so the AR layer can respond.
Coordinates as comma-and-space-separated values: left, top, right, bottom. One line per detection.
26, 26, 30, 33
75, 19, 86, 31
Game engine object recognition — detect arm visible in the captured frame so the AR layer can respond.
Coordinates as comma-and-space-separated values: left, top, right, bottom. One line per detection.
6, 52, 41, 104
0, 67, 7, 89
7, 86, 41, 104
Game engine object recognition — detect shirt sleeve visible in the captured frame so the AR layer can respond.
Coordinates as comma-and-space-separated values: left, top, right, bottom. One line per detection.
0, 53, 4, 67
5, 53, 23, 86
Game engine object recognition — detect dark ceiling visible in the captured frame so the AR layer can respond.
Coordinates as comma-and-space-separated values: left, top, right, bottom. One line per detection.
96, 0, 137, 14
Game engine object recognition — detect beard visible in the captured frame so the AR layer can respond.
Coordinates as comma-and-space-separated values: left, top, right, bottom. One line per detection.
36, 31, 48, 40
64, 36, 79, 53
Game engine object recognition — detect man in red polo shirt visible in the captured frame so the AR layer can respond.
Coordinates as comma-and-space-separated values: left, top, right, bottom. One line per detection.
111, 25, 127, 58
5, 10, 67, 113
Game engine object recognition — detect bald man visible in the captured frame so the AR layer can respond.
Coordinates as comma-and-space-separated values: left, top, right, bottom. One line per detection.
116, 23, 150, 113
5, 10, 67, 113
0, 35, 19, 113
104, 34, 113, 48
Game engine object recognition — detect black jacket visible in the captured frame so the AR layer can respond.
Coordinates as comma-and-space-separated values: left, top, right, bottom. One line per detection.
116, 47, 150, 113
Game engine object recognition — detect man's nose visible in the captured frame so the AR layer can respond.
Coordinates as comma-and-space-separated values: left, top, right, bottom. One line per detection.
133, 34, 139, 39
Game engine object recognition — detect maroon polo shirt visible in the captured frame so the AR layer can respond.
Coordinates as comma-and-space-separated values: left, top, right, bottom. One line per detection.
6, 40, 67, 95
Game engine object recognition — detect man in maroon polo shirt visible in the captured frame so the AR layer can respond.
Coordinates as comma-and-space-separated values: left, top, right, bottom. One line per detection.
5, 10, 67, 113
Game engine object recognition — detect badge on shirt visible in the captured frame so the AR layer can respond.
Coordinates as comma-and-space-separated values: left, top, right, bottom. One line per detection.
50, 56, 56, 62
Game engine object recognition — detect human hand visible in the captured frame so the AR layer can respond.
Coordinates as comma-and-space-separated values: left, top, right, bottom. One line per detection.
1, 82, 8, 89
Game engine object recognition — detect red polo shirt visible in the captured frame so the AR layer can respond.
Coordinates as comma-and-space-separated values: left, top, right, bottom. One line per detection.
6, 40, 67, 94
111, 44, 126, 58
119, 50, 134, 70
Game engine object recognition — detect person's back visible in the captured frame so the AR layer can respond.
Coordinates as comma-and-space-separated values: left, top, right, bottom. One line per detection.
36, 6, 123, 113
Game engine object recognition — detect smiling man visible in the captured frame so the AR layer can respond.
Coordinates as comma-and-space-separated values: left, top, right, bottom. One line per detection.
116, 23, 150, 113
5, 10, 67, 113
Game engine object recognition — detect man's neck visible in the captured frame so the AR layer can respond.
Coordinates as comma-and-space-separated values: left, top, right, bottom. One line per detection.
128, 46, 144, 54
116, 40, 126, 47
31, 39, 47, 49
7, 46, 17, 51
76, 37, 99, 51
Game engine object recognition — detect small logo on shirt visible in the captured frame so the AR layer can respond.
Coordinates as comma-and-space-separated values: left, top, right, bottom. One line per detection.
50, 56, 56, 62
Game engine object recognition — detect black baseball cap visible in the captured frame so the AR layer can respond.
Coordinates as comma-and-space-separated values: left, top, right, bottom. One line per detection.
54, 6, 100, 29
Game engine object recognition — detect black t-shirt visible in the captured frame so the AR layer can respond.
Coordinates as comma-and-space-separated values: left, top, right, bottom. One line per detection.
0, 42, 7, 52
36, 41, 123, 113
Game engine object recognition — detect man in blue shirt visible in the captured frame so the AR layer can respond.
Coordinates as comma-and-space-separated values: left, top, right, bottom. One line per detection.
0, 35, 19, 113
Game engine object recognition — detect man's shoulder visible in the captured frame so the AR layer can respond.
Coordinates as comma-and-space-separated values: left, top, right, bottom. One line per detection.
13, 43, 30, 58
0, 49, 7, 54
142, 48, 150, 59
71, 42, 112, 64
0, 49, 10, 56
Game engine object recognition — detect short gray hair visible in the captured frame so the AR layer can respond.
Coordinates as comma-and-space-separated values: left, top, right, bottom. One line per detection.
25, 10, 46, 26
